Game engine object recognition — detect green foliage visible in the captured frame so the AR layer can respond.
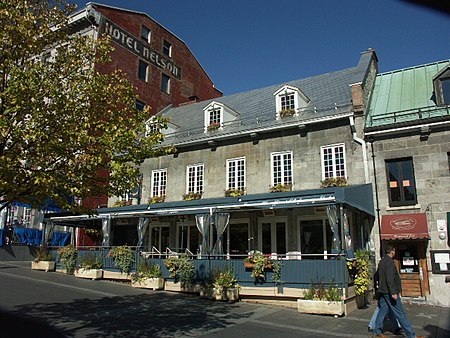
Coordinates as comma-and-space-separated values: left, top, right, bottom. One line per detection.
109, 245, 134, 274
58, 245, 77, 274
269, 183, 292, 192
148, 195, 165, 204
271, 260, 283, 286
224, 188, 245, 197
164, 254, 195, 287
84, 228, 103, 243
244, 251, 272, 281
353, 249, 372, 296
33, 246, 55, 262
279, 108, 295, 118
132, 259, 162, 282
213, 266, 238, 291
303, 280, 342, 301
321, 177, 348, 188
0, 0, 172, 212
78, 252, 102, 270
182, 192, 202, 201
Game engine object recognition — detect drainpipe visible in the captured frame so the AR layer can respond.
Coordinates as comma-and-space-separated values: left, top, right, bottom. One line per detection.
370, 140, 383, 259
349, 116, 369, 183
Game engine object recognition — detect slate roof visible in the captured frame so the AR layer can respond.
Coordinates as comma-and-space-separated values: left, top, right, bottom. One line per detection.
366, 59, 450, 129
158, 50, 376, 147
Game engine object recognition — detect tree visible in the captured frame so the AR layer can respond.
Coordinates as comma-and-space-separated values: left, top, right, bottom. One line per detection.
0, 0, 172, 213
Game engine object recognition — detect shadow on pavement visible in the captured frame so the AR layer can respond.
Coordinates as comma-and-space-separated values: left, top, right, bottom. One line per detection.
6, 291, 254, 337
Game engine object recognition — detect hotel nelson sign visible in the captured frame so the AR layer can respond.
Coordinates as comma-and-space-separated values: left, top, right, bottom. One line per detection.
102, 19, 182, 80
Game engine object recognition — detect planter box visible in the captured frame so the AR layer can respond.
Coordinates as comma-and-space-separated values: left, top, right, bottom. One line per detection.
165, 281, 200, 293
213, 287, 239, 302
102, 270, 131, 280
297, 299, 345, 316
199, 286, 215, 299
243, 262, 273, 269
131, 277, 165, 290
75, 268, 103, 280
31, 261, 55, 272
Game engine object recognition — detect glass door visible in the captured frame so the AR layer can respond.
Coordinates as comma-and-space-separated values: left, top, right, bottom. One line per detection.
258, 218, 287, 255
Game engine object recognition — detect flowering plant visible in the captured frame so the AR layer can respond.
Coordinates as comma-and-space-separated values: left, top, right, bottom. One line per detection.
207, 122, 221, 131
58, 245, 77, 274
109, 245, 134, 274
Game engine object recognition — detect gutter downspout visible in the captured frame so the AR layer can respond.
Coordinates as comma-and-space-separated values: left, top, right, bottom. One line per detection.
370, 140, 383, 259
349, 116, 369, 183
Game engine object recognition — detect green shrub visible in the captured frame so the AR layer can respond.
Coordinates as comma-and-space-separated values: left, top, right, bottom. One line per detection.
58, 245, 77, 274
109, 245, 134, 274
79, 252, 102, 270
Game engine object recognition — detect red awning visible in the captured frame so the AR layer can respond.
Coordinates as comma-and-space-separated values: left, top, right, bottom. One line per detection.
381, 213, 430, 240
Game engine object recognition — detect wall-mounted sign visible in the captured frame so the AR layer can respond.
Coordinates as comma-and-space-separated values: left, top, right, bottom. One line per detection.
430, 250, 450, 274
102, 18, 182, 80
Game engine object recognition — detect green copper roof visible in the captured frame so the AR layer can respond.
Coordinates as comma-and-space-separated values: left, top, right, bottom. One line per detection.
366, 60, 450, 128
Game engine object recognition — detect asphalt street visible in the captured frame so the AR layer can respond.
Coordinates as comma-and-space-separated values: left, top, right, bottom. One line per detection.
0, 261, 448, 338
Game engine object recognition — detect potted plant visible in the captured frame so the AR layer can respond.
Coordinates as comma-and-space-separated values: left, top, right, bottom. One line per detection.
113, 200, 132, 207
278, 108, 295, 118
244, 251, 273, 283
321, 177, 348, 187
31, 246, 56, 272
183, 192, 202, 201
224, 188, 245, 197
58, 245, 77, 275
131, 259, 164, 290
164, 254, 196, 291
107, 245, 135, 279
297, 281, 344, 316
271, 260, 284, 294
212, 266, 239, 302
148, 195, 165, 204
207, 122, 220, 131
353, 249, 372, 308
75, 252, 103, 280
269, 183, 292, 192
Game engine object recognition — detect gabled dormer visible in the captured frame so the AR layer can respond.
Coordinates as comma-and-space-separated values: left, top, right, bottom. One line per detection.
274, 85, 310, 119
203, 101, 238, 132
145, 116, 178, 137
433, 64, 450, 106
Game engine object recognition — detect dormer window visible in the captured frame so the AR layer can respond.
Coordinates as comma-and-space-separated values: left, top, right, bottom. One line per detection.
433, 64, 450, 106
274, 85, 310, 119
203, 101, 239, 132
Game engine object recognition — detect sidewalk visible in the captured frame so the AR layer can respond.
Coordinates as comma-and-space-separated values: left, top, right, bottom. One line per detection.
342, 300, 450, 338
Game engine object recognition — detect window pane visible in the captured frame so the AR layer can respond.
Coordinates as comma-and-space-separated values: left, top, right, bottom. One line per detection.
386, 158, 416, 206
161, 74, 170, 93
163, 40, 172, 57
441, 78, 450, 105
138, 60, 148, 81
276, 222, 286, 254
141, 26, 151, 42
262, 222, 271, 254
300, 220, 324, 257
229, 223, 248, 255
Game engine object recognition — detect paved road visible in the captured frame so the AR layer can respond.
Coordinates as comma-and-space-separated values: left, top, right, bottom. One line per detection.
0, 261, 448, 337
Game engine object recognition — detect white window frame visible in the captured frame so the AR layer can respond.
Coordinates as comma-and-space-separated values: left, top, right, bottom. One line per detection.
203, 102, 223, 131
151, 169, 167, 197
320, 143, 347, 179
257, 217, 288, 255
270, 151, 293, 186
186, 164, 204, 194
274, 85, 310, 118
226, 157, 246, 190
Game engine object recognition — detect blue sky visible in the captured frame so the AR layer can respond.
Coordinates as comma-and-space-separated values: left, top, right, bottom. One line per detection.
74, 0, 450, 95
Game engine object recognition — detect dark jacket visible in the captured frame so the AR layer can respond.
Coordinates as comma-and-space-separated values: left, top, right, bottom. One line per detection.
377, 255, 402, 295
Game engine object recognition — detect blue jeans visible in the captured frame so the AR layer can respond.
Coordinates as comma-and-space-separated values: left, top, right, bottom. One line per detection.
374, 293, 416, 338
369, 306, 400, 330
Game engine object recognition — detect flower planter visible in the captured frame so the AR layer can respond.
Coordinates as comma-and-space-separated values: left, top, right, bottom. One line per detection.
199, 286, 215, 299
102, 270, 131, 280
131, 277, 165, 290
165, 281, 199, 293
297, 299, 345, 316
213, 287, 239, 302
75, 268, 103, 280
243, 261, 273, 269
31, 261, 55, 272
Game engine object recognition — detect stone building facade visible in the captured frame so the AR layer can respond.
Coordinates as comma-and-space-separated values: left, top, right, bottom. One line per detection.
366, 59, 450, 306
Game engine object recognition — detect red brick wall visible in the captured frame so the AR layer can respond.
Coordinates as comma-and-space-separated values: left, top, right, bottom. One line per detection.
94, 5, 222, 114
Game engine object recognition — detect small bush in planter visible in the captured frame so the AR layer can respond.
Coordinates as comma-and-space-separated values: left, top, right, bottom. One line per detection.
213, 266, 238, 292
132, 260, 162, 282
321, 177, 348, 187
58, 245, 77, 274
109, 245, 134, 274
34, 246, 55, 263
304, 281, 341, 301
164, 254, 195, 287
79, 252, 103, 270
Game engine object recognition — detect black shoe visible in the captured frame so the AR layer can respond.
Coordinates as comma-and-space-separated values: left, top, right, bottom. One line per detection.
368, 327, 373, 332
393, 328, 402, 335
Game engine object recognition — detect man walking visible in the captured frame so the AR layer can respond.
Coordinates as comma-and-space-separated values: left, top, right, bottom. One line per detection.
373, 245, 423, 338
